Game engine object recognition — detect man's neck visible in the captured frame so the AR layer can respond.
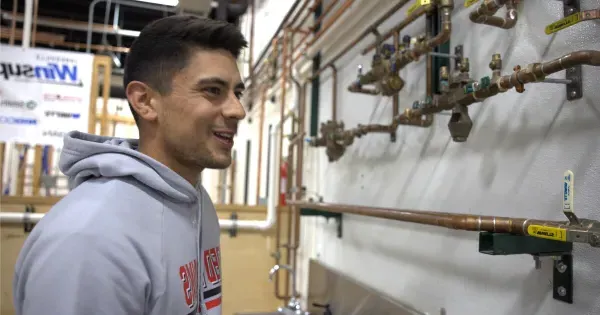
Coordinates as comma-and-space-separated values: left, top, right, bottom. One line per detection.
138, 139, 200, 186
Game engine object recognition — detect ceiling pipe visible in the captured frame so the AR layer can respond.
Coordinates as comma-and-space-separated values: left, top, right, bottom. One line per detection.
87, 0, 177, 53
22, 0, 34, 49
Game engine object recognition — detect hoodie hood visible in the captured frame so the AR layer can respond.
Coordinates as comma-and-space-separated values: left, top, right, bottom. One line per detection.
59, 131, 197, 203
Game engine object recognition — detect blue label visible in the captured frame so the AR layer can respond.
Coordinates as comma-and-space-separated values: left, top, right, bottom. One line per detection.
0, 115, 37, 125
0, 62, 82, 87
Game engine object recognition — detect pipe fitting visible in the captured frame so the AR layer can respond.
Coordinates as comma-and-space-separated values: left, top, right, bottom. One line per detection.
489, 53, 502, 71
448, 104, 473, 142
460, 58, 470, 73
439, 0, 454, 8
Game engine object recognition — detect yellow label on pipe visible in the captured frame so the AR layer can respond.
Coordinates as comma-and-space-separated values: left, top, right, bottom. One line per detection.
545, 13, 581, 34
527, 225, 567, 242
464, 0, 479, 7
407, 0, 432, 16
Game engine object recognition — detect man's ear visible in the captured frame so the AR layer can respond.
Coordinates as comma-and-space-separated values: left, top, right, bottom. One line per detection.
126, 81, 158, 122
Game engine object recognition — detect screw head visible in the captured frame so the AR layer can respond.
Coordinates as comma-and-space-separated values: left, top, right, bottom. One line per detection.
556, 261, 568, 273
590, 234, 600, 247
557, 286, 567, 297
570, 90, 578, 98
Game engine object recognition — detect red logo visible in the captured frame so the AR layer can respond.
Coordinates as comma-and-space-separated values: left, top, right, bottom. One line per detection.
43, 93, 82, 102
179, 259, 199, 309
179, 246, 222, 312
203, 247, 221, 285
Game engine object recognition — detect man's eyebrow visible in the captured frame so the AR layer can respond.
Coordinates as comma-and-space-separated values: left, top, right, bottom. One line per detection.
196, 77, 245, 90
235, 82, 246, 90
196, 77, 228, 87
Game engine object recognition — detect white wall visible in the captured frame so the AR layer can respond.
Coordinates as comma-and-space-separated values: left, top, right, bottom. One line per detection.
241, 0, 600, 314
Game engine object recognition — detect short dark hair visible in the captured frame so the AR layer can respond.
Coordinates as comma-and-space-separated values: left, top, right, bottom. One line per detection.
123, 15, 248, 123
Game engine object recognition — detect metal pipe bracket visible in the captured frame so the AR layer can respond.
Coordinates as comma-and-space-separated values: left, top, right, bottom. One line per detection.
478, 232, 574, 304
24, 205, 36, 233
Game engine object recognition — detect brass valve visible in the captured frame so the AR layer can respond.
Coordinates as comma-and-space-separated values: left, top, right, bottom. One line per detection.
512, 65, 525, 93
459, 58, 470, 73
439, 66, 449, 81
489, 53, 502, 71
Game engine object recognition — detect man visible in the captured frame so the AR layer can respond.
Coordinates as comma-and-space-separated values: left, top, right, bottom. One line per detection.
13, 15, 247, 315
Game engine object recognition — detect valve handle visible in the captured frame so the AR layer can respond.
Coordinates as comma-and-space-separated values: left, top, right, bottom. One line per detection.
512, 65, 525, 93
563, 170, 580, 225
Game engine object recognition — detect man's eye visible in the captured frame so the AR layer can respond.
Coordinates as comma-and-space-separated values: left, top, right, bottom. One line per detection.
205, 87, 222, 95
235, 91, 244, 99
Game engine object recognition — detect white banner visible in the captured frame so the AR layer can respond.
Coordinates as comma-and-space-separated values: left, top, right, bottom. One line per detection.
0, 45, 94, 147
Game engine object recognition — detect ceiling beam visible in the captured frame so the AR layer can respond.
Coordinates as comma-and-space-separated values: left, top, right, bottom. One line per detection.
1, 29, 129, 53
1, 10, 140, 37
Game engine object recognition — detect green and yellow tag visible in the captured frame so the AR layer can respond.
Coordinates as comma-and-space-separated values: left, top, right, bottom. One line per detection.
527, 225, 567, 242
545, 13, 581, 34
407, 0, 432, 16
464, 0, 479, 7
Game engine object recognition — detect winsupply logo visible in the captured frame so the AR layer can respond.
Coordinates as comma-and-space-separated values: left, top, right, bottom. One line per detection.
0, 115, 37, 125
45, 110, 81, 119
44, 93, 82, 103
0, 54, 82, 87
0, 99, 37, 110
42, 130, 66, 137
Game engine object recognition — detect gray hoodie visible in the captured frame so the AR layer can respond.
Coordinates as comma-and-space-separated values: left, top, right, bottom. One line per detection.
13, 131, 223, 315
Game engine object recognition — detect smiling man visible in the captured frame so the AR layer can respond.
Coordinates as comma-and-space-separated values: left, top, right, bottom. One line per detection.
13, 16, 247, 315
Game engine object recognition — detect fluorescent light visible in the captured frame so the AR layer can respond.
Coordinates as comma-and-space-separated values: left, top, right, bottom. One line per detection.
133, 0, 179, 6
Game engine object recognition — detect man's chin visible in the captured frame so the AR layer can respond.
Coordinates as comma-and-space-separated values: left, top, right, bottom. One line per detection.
203, 155, 232, 169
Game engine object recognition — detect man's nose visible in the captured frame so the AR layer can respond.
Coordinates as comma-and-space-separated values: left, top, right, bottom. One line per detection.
223, 95, 247, 120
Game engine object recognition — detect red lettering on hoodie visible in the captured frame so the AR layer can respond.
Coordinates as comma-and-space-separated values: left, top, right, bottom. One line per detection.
179, 259, 199, 309
203, 248, 221, 284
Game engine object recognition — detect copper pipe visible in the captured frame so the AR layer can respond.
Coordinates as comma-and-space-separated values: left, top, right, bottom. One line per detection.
288, 0, 311, 28
288, 0, 312, 27
248, 0, 256, 102
309, 0, 323, 12
469, 0, 518, 29
274, 28, 290, 301
287, 201, 570, 237
255, 87, 267, 205
362, 0, 433, 55
31, 0, 39, 47
308, 0, 355, 45
291, 0, 355, 64
395, 3, 453, 70
309, 0, 340, 32
9, 0, 18, 45
307, 0, 413, 80
393, 31, 400, 119
330, 64, 338, 121
403, 50, 600, 119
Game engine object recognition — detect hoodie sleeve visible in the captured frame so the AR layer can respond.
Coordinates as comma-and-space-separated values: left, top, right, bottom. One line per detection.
14, 233, 150, 315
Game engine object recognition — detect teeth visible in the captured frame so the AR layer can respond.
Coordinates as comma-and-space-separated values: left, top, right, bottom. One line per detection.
215, 132, 233, 139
